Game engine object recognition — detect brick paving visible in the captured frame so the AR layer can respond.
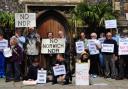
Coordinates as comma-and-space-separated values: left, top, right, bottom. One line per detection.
0, 76, 128, 89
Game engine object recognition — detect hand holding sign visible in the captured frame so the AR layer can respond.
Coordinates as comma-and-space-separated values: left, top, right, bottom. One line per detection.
15, 13, 36, 27
101, 44, 114, 53
53, 65, 66, 76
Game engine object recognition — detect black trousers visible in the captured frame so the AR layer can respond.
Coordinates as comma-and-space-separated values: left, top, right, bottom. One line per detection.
52, 74, 69, 83
89, 54, 100, 75
119, 55, 128, 77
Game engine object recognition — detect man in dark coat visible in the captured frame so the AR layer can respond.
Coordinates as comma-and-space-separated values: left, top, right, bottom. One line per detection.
103, 32, 118, 79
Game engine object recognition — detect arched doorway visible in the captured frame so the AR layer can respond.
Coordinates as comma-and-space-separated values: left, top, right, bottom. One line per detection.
36, 10, 70, 68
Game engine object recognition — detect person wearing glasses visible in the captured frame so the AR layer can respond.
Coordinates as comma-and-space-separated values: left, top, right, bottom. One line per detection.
103, 32, 118, 79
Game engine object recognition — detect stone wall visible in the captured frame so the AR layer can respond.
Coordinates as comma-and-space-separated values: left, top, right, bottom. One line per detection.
0, 0, 24, 12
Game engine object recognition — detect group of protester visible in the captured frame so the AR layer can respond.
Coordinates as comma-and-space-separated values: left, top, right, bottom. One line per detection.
78, 32, 128, 80
0, 27, 128, 85
0, 27, 71, 85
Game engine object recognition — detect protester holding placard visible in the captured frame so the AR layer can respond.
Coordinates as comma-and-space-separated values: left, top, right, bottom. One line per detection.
58, 31, 72, 81
103, 32, 118, 79
117, 33, 128, 79
89, 33, 101, 78
52, 54, 70, 85
44, 32, 56, 74
76, 32, 88, 60
58, 30, 70, 58
0, 31, 8, 78
6, 37, 23, 82
25, 27, 40, 67
79, 32, 88, 50
11, 28, 26, 78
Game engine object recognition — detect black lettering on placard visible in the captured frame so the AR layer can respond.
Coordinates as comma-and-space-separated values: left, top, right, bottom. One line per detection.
50, 39, 58, 43
39, 75, 44, 77
39, 79, 44, 81
20, 14, 29, 19
18, 21, 30, 26
27, 20, 30, 26
48, 49, 59, 53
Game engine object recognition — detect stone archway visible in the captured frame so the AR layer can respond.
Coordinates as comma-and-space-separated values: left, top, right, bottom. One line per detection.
36, 10, 70, 68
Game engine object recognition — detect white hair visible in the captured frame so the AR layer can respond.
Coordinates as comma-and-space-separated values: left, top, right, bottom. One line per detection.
91, 32, 97, 38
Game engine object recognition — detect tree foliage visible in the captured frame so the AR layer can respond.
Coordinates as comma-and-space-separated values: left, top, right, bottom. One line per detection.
73, 2, 116, 28
0, 12, 15, 30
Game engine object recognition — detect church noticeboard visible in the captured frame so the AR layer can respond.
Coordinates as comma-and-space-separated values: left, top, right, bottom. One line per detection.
15, 13, 36, 27
41, 39, 65, 54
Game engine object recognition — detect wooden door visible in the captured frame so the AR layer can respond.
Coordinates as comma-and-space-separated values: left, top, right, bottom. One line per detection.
38, 17, 65, 38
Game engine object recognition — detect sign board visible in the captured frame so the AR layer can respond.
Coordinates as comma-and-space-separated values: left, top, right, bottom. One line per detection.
105, 20, 117, 29
15, 13, 36, 27
37, 70, 47, 84
0, 40, 8, 50
119, 38, 128, 55
101, 44, 114, 53
41, 39, 65, 54
126, 13, 128, 20
75, 63, 89, 85
88, 40, 97, 55
75, 41, 85, 53
53, 65, 66, 76
98, 38, 105, 44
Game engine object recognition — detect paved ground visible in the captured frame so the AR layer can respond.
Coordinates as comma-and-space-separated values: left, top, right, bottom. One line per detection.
0, 77, 128, 89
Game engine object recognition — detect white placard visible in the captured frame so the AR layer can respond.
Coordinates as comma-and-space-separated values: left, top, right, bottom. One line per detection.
75, 41, 84, 53
15, 13, 36, 27
101, 44, 114, 53
53, 65, 66, 76
41, 39, 65, 54
75, 63, 89, 85
37, 70, 47, 84
88, 40, 97, 55
126, 13, 128, 20
105, 20, 117, 29
119, 38, 128, 55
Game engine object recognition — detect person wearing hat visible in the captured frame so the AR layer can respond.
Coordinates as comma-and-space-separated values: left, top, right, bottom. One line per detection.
79, 51, 90, 63
0, 30, 8, 78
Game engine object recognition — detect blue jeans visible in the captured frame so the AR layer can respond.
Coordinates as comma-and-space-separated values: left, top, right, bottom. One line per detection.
0, 52, 5, 77
6, 62, 20, 80
99, 53, 105, 68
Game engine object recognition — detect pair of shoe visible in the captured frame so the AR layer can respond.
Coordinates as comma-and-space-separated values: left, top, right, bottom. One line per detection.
52, 82, 58, 85
5, 79, 12, 82
63, 81, 69, 85
14, 79, 20, 82
92, 75, 97, 78
115, 76, 123, 80
104, 75, 110, 78
111, 75, 119, 79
